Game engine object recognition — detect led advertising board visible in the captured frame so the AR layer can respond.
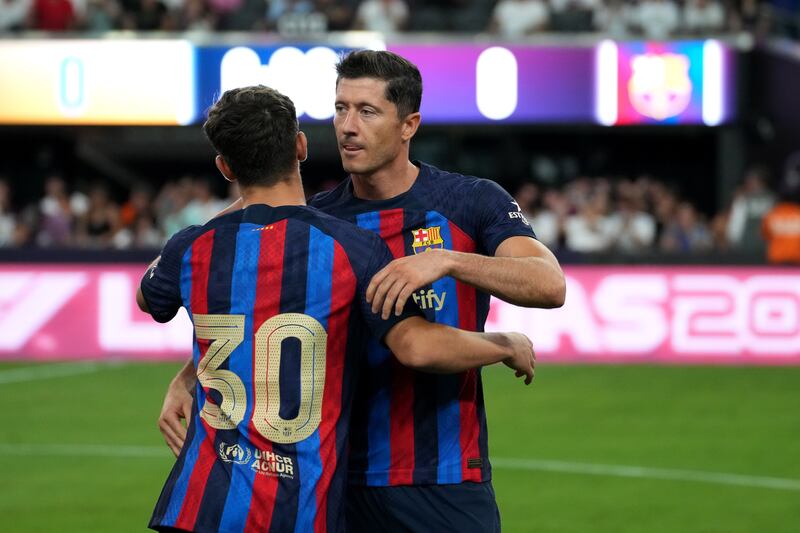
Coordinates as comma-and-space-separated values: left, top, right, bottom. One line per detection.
2, 266, 795, 364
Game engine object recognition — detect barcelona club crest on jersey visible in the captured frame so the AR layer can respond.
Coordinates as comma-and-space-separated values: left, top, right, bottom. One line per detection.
411, 226, 444, 254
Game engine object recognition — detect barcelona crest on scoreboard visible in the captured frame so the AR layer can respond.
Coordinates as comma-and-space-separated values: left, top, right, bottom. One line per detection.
411, 226, 444, 254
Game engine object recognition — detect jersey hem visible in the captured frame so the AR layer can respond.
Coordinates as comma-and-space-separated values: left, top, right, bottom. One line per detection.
347, 468, 493, 487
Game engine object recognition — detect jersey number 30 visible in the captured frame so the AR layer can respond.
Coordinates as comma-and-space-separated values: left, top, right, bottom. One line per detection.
192, 313, 327, 444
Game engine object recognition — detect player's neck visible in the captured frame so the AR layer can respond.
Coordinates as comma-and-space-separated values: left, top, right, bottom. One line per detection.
351, 159, 419, 201
240, 175, 307, 208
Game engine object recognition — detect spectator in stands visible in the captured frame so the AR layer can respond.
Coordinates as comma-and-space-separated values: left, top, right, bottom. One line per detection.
514, 182, 538, 219
179, 177, 224, 226
488, 0, 549, 36
0, 178, 16, 247
75, 184, 119, 247
549, 0, 596, 32
593, 0, 634, 37
157, 177, 193, 238
683, 0, 726, 33
266, 0, 312, 29
609, 195, 656, 253
114, 213, 162, 248
314, 0, 354, 30
207, 0, 269, 30
354, 0, 408, 33
450, 0, 495, 32
171, 0, 216, 30
730, 0, 764, 32
538, 188, 567, 249
564, 194, 616, 253
762, 175, 800, 264
726, 166, 775, 251
37, 175, 74, 247
122, 0, 167, 30
119, 186, 153, 229
30, 0, 76, 30
82, 0, 122, 31
634, 0, 680, 38
648, 179, 679, 242
660, 202, 712, 252
709, 209, 730, 250
0, 0, 31, 31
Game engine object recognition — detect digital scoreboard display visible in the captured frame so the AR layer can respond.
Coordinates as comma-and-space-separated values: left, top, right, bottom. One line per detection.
0, 38, 737, 126
0, 40, 195, 125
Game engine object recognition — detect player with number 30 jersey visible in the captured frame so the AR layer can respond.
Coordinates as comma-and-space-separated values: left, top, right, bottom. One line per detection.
139, 86, 536, 533
143, 205, 421, 533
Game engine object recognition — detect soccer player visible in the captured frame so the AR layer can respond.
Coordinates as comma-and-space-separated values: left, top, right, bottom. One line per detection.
139, 85, 536, 533
315, 50, 565, 532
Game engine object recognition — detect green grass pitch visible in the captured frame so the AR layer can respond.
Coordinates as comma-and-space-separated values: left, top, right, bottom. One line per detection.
1, 361, 798, 532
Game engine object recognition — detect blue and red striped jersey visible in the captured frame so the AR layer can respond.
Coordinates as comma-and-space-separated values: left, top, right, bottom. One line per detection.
141, 204, 419, 533
309, 162, 537, 487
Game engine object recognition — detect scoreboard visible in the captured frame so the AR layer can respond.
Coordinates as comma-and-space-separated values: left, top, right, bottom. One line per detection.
0, 37, 739, 126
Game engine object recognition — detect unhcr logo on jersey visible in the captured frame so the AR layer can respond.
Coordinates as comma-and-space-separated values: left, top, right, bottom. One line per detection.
251, 449, 295, 479
218, 443, 252, 465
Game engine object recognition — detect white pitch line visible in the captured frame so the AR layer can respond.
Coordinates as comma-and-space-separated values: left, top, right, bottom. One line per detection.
0, 443, 167, 458
0, 443, 797, 492
0, 361, 123, 385
491, 457, 800, 491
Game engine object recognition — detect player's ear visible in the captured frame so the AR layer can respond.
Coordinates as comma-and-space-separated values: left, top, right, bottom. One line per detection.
215, 155, 237, 183
400, 112, 421, 142
297, 131, 308, 163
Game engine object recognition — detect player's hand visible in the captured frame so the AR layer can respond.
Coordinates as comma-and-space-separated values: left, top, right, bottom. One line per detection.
500, 332, 536, 385
367, 249, 453, 319
158, 374, 195, 457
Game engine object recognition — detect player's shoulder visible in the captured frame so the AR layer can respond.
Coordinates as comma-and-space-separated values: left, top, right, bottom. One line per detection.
171, 210, 242, 244
307, 178, 351, 210
162, 210, 245, 258
417, 161, 502, 197
299, 205, 383, 246
295, 205, 386, 273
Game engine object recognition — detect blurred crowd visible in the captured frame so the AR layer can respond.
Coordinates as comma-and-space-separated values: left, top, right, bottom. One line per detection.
0, 174, 237, 250
512, 165, 799, 261
1, 165, 798, 263
0, 0, 785, 37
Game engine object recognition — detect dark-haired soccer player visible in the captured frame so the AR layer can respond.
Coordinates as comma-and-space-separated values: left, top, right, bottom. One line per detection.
313, 50, 565, 532
138, 85, 535, 533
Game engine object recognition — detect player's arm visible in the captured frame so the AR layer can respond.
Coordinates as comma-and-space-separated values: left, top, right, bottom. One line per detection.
368, 237, 564, 318
385, 317, 535, 384
136, 255, 162, 313
367, 178, 565, 318
136, 229, 198, 455
159, 358, 196, 456
138, 226, 197, 322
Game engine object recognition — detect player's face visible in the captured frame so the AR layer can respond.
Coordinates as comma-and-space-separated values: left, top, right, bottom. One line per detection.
334, 77, 406, 176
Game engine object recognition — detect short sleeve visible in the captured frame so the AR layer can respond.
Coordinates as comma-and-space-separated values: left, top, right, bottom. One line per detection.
356, 237, 423, 342
473, 179, 537, 256
139, 228, 196, 323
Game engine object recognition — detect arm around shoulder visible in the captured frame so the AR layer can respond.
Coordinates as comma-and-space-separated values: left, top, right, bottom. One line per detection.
384, 316, 535, 384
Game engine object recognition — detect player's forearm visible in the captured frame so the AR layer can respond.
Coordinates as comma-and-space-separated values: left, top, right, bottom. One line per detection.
388, 319, 514, 373
445, 251, 565, 308
172, 358, 197, 391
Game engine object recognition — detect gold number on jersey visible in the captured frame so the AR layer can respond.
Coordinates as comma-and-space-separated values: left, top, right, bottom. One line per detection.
253, 313, 328, 444
191, 313, 328, 444
194, 314, 247, 430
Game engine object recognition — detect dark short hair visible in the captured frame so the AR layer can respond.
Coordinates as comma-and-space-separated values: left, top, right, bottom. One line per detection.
203, 85, 298, 188
336, 50, 422, 119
